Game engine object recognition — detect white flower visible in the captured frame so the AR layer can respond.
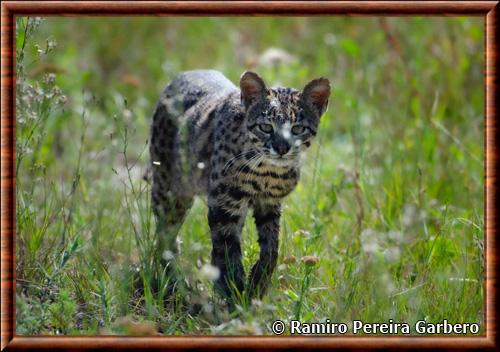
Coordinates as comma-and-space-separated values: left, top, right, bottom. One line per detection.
123, 109, 133, 119
202, 303, 214, 313
162, 250, 175, 262
362, 241, 379, 254
386, 230, 403, 243
200, 264, 220, 281
45, 73, 56, 85
323, 33, 337, 46
258, 47, 297, 67
381, 273, 396, 294
361, 228, 379, 254
402, 204, 417, 227
191, 242, 203, 251
384, 247, 401, 262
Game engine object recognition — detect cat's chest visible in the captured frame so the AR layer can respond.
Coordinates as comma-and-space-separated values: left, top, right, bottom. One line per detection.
234, 161, 299, 199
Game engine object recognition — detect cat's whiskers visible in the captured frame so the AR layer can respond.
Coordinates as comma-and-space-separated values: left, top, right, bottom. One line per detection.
222, 149, 257, 175
233, 152, 262, 180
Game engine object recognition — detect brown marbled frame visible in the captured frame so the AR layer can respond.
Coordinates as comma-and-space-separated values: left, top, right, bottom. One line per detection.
1, 1, 498, 350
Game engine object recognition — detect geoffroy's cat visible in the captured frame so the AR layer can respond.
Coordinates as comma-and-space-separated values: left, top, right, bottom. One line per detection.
149, 70, 330, 301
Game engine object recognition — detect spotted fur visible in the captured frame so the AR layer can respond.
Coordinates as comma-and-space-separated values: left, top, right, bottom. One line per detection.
150, 70, 330, 301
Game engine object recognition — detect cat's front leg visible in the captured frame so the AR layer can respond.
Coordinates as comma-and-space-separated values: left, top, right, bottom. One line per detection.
208, 186, 248, 301
248, 201, 281, 298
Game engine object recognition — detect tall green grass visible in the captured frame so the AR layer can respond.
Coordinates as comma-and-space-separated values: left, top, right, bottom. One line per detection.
16, 16, 483, 335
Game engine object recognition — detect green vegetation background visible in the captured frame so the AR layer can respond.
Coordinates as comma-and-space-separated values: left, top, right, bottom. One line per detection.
16, 17, 484, 335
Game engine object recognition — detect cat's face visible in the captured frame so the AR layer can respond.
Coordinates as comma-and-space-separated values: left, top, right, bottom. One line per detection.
240, 72, 330, 166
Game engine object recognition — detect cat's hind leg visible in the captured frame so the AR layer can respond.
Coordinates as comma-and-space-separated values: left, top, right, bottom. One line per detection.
149, 96, 192, 289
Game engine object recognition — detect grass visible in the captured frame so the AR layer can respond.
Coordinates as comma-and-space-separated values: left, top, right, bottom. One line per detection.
15, 16, 484, 335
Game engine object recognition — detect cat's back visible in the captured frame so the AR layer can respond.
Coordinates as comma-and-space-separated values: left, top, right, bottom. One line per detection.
164, 70, 237, 112
164, 71, 240, 195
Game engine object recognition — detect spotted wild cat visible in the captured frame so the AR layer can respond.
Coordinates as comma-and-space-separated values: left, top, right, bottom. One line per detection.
149, 70, 330, 300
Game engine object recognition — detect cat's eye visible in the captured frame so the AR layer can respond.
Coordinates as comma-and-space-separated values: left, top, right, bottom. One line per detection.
291, 125, 305, 135
259, 123, 273, 133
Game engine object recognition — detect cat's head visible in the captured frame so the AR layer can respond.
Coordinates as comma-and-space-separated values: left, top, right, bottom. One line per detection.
240, 71, 330, 166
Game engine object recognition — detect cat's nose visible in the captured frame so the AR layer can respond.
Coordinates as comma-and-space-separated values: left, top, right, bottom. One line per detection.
272, 140, 291, 156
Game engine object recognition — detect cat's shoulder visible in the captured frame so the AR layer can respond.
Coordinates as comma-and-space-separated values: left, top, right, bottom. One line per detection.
214, 91, 245, 122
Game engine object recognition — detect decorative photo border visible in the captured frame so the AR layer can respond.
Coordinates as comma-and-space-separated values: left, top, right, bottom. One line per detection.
1, 1, 498, 350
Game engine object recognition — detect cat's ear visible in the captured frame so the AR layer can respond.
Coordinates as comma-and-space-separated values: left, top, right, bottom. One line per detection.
301, 78, 331, 115
240, 71, 267, 108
